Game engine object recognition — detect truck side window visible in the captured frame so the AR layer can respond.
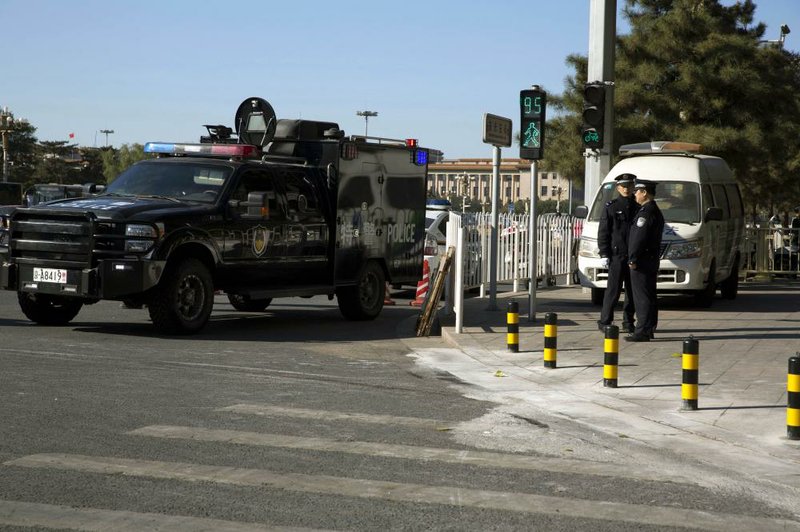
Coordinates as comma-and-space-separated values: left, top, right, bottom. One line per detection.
281, 168, 321, 221
231, 169, 283, 220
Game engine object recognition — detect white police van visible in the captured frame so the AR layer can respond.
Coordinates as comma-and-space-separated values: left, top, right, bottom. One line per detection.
576, 141, 745, 308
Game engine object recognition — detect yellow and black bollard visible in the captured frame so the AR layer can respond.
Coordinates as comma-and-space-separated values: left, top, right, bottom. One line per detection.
507, 301, 519, 353
788, 355, 800, 440
681, 336, 699, 411
543, 312, 557, 368
603, 325, 619, 388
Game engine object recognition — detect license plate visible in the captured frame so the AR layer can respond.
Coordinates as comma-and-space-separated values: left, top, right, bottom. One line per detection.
33, 267, 68, 284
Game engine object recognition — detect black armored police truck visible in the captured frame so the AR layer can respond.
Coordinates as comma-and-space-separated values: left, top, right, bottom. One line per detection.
0, 97, 431, 334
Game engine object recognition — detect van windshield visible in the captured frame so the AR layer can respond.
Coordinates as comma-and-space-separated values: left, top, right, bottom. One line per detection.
588, 181, 701, 224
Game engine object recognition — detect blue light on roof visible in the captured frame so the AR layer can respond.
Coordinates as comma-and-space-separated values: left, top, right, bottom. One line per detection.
143, 142, 176, 154
414, 149, 428, 166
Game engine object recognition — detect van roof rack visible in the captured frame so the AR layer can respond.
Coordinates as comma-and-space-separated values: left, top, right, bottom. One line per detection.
619, 141, 702, 157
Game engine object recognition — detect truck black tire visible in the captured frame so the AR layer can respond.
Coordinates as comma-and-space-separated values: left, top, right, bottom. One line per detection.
17, 292, 83, 325
148, 258, 214, 334
719, 257, 739, 300
694, 262, 716, 308
227, 294, 272, 312
336, 261, 385, 321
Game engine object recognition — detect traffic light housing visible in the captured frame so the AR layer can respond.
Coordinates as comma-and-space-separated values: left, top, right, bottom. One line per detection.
582, 82, 606, 150
519, 88, 546, 160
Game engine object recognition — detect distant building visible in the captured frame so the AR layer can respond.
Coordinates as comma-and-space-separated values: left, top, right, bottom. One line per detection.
427, 158, 576, 209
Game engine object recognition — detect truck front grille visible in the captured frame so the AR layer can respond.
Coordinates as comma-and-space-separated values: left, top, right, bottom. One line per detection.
9, 210, 127, 268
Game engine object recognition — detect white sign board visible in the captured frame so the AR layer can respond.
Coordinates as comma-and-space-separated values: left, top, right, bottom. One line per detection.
482, 113, 512, 147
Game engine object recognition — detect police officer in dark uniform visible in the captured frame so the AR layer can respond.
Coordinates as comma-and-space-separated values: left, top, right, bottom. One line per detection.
597, 173, 638, 332
625, 179, 665, 342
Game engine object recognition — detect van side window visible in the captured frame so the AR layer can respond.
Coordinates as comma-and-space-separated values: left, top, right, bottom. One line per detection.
702, 185, 714, 214
711, 184, 730, 220
724, 184, 743, 218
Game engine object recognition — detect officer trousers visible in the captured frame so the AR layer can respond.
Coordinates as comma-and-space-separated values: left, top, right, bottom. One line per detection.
630, 264, 658, 335
599, 256, 635, 326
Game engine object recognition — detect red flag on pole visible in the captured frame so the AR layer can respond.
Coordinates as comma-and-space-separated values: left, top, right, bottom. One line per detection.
68, 132, 75, 139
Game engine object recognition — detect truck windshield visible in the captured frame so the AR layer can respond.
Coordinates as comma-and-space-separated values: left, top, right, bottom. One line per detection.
105, 161, 232, 203
588, 181, 701, 224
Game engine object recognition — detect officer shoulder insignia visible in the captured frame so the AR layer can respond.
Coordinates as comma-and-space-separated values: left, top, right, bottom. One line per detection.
636, 217, 646, 227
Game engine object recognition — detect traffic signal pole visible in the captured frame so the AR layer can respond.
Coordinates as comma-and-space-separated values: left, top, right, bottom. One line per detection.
584, 0, 616, 202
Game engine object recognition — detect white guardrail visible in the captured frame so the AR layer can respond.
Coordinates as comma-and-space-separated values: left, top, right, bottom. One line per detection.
443, 212, 582, 291
441, 212, 582, 333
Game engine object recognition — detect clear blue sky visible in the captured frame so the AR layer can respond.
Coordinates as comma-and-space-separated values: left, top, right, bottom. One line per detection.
2, 0, 798, 158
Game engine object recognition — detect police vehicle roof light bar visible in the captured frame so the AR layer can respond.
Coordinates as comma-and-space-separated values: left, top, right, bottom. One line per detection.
144, 142, 261, 158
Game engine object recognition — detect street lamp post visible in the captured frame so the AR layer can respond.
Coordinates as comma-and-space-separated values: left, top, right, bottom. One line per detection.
0, 107, 17, 183
356, 111, 378, 137
100, 129, 115, 147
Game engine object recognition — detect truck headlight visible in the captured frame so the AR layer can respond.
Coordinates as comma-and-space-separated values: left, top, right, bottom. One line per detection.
125, 224, 158, 238
578, 237, 600, 258
664, 239, 702, 259
124, 224, 160, 253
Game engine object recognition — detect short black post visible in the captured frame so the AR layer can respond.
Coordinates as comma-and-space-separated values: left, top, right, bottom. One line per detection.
681, 336, 699, 411
788, 355, 800, 440
543, 312, 557, 368
603, 325, 619, 388
507, 301, 519, 353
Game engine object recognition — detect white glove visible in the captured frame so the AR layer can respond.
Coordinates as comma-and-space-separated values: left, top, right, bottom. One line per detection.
599, 257, 609, 269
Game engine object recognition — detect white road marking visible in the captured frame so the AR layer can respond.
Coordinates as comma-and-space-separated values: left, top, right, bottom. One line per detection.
216, 403, 444, 429
6, 453, 796, 531
130, 424, 693, 484
0, 498, 325, 531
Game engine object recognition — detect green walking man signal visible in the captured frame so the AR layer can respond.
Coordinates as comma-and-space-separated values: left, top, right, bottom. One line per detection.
519, 88, 546, 160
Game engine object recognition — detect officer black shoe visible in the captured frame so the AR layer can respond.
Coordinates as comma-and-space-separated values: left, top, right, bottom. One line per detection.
624, 332, 650, 342
597, 321, 611, 332
622, 322, 634, 333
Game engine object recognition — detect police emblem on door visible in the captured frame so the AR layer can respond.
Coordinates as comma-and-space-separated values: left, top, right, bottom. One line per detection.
251, 226, 270, 257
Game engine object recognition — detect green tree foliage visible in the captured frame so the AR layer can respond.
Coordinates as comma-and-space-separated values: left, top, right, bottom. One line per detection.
100, 144, 147, 183
3, 121, 38, 185
616, 0, 800, 214
544, 0, 800, 215
31, 141, 76, 185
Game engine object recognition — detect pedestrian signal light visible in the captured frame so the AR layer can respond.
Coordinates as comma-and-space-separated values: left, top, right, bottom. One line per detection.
520, 88, 547, 160
582, 82, 606, 150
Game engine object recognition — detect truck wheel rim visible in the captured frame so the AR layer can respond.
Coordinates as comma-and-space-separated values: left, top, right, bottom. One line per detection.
177, 274, 205, 321
359, 271, 379, 307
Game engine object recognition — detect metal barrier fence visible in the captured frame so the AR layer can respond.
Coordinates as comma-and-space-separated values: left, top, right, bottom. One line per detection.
445, 212, 582, 292
742, 226, 799, 278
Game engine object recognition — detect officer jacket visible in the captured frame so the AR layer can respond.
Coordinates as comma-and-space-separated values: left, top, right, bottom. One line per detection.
598, 196, 637, 258
628, 200, 665, 270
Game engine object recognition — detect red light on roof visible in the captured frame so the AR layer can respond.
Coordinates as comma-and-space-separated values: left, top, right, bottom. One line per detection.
210, 144, 260, 157
405, 138, 418, 147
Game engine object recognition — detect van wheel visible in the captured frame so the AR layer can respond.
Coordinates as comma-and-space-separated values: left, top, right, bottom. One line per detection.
17, 292, 83, 325
720, 259, 739, 300
337, 261, 385, 321
591, 287, 605, 306
227, 294, 272, 312
149, 258, 214, 334
694, 263, 716, 308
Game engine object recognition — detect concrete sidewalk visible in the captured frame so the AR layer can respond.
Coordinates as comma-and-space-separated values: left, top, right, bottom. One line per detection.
433, 281, 800, 489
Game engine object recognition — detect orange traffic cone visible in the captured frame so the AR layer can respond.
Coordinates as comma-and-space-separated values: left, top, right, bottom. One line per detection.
410, 259, 431, 307
384, 282, 396, 306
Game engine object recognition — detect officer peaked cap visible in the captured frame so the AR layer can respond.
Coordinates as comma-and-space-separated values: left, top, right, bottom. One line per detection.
634, 179, 657, 194
614, 173, 636, 185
